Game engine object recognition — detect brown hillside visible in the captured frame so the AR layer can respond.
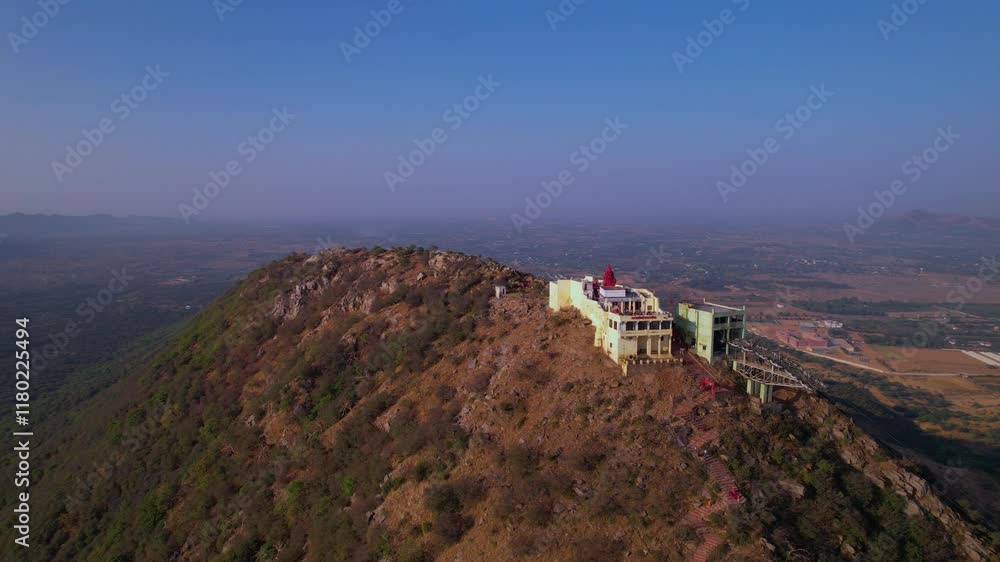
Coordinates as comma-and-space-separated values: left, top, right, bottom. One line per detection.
25, 247, 994, 562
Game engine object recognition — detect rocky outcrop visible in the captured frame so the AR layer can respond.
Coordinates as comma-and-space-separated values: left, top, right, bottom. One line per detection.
270, 277, 330, 320
796, 397, 993, 562
778, 479, 806, 499
429, 250, 461, 273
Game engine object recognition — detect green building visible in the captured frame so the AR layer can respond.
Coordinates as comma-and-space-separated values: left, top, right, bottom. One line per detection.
675, 300, 746, 362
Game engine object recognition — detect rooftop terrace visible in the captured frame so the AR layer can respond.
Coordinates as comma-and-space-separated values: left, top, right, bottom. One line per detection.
689, 301, 744, 314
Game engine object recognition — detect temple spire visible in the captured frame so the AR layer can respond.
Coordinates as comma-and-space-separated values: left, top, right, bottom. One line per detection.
602, 264, 617, 288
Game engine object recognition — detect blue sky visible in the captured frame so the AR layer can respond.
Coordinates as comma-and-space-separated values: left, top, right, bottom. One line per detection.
1, 0, 998, 225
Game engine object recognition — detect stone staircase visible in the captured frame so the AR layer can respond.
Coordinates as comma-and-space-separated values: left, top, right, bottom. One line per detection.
704, 455, 737, 491
690, 530, 724, 562
677, 386, 746, 562
688, 428, 718, 451
681, 498, 729, 526
683, 499, 730, 562
675, 389, 715, 418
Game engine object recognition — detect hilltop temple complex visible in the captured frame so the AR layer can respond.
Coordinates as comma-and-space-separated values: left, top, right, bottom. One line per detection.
548, 265, 676, 373
547, 265, 823, 403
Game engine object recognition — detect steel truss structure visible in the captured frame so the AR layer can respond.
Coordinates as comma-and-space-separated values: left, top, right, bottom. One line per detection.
727, 339, 825, 392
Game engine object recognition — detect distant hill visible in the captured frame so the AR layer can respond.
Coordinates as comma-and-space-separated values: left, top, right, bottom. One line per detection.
0, 213, 198, 239
889, 210, 1000, 232
5, 248, 992, 561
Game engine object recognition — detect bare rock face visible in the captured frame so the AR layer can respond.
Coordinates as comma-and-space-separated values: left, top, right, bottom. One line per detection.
429, 250, 461, 273
797, 397, 993, 562
374, 405, 399, 433
456, 404, 474, 433
778, 479, 806, 499
270, 249, 413, 320
270, 278, 330, 320
339, 291, 378, 314
367, 503, 386, 526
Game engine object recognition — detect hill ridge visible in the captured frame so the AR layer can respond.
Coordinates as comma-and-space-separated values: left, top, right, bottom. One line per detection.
9, 247, 992, 561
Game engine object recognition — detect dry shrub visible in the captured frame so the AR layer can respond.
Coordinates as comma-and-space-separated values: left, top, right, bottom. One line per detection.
505, 445, 539, 475
571, 536, 624, 562
435, 384, 456, 401
515, 363, 553, 386
571, 441, 607, 472
431, 512, 472, 544
510, 530, 544, 557
465, 371, 493, 394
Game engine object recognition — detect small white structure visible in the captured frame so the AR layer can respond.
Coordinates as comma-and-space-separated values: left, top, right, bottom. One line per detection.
494, 285, 507, 298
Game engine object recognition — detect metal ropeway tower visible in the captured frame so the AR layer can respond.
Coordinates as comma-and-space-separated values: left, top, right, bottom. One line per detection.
726, 339, 826, 403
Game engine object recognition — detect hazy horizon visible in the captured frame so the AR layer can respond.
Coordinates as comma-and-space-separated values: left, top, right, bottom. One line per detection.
2, 0, 998, 226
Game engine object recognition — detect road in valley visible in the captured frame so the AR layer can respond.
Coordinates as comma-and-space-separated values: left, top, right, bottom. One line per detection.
748, 329, 992, 378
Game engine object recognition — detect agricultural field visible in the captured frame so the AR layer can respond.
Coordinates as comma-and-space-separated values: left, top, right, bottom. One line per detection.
869, 346, 999, 375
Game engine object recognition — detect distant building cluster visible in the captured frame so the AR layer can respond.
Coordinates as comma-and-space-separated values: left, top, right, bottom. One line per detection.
778, 331, 859, 353
798, 320, 843, 329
